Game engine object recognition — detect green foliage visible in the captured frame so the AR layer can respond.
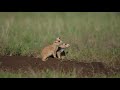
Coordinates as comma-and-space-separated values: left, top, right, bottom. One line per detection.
0, 12, 120, 62
0, 70, 120, 78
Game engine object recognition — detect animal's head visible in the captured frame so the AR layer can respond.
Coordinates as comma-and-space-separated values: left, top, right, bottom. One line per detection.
54, 37, 63, 45
65, 43, 70, 48
53, 39, 63, 46
60, 43, 70, 48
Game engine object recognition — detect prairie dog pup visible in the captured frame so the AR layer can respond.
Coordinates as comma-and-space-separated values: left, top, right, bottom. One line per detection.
41, 37, 62, 61
57, 43, 70, 59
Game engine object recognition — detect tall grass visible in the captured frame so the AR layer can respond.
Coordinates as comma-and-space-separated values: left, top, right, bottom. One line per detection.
0, 12, 120, 62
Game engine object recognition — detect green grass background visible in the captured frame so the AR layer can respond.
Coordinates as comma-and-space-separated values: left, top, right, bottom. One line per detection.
0, 12, 120, 78
0, 12, 120, 63
0, 70, 120, 78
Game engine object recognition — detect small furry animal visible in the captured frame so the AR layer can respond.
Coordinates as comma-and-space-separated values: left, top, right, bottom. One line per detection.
41, 37, 63, 61
56, 43, 70, 59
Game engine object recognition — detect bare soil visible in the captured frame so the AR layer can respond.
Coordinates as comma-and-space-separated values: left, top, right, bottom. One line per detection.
0, 56, 120, 77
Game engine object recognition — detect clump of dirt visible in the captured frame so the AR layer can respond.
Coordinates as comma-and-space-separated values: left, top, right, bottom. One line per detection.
0, 56, 119, 77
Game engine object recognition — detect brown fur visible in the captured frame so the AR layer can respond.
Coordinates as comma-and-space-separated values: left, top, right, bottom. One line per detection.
41, 37, 62, 61
56, 43, 70, 59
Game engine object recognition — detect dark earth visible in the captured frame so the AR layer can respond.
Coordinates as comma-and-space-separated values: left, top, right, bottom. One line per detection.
0, 56, 120, 77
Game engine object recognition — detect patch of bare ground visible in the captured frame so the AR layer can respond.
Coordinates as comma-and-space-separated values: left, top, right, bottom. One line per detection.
0, 56, 120, 77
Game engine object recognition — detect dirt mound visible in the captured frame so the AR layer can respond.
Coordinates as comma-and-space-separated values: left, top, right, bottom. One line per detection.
0, 56, 119, 77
